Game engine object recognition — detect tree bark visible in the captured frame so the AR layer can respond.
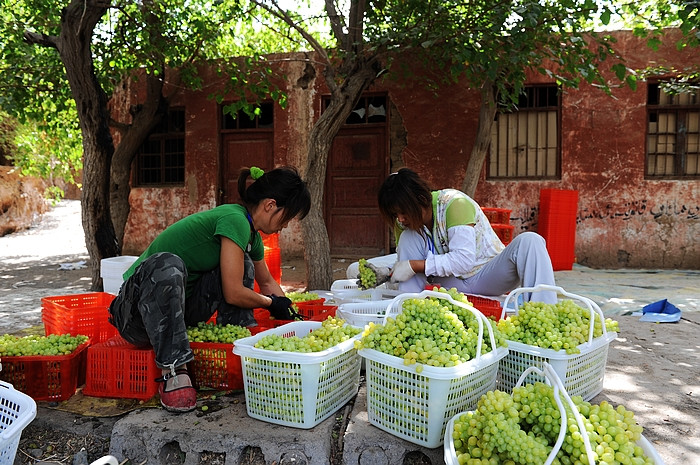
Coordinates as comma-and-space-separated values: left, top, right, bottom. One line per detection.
56, 0, 120, 289
303, 60, 379, 290
110, 72, 167, 247
461, 80, 497, 197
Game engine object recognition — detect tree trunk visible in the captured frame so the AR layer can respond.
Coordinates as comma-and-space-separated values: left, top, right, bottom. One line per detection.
303, 61, 379, 290
56, 0, 119, 289
111, 73, 167, 247
461, 80, 498, 197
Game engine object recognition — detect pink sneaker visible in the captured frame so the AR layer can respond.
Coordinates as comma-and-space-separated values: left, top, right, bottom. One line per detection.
156, 369, 196, 413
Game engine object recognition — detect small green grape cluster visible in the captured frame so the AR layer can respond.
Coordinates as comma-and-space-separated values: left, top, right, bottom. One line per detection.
451, 382, 652, 464
285, 291, 320, 302
497, 300, 620, 354
0, 334, 89, 356
357, 258, 377, 289
186, 322, 251, 343
356, 293, 506, 371
254, 316, 361, 352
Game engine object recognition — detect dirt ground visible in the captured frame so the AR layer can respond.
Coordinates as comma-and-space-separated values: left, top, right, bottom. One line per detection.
2, 182, 698, 465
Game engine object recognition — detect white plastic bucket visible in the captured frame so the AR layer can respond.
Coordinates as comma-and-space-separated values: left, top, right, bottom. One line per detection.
100, 256, 138, 294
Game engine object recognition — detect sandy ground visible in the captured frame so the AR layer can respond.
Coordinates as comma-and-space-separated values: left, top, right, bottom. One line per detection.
1, 200, 698, 336
1, 200, 699, 465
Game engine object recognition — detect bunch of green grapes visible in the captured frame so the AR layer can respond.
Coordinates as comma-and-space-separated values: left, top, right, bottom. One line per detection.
285, 291, 320, 302
451, 383, 653, 464
186, 322, 251, 343
356, 294, 506, 372
497, 300, 620, 354
0, 334, 89, 356
254, 316, 361, 352
357, 258, 377, 289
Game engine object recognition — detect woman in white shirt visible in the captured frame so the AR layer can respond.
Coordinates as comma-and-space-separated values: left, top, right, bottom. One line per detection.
377, 168, 557, 303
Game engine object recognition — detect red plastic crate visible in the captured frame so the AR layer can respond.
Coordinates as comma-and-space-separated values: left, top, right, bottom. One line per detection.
42, 293, 118, 343
253, 303, 337, 330
83, 336, 159, 400
465, 295, 503, 321
0, 341, 90, 402
492, 224, 515, 245
424, 286, 503, 321
481, 207, 512, 225
260, 232, 279, 249
189, 341, 244, 391
539, 189, 579, 271
254, 246, 282, 293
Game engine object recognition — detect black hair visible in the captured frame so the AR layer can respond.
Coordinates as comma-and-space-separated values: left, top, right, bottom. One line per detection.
377, 168, 432, 231
237, 166, 311, 224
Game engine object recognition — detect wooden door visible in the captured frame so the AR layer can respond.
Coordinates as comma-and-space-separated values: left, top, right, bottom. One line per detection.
221, 133, 274, 204
325, 126, 388, 257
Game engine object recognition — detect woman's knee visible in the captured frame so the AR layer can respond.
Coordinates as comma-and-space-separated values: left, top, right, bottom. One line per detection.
139, 252, 187, 285
513, 231, 546, 249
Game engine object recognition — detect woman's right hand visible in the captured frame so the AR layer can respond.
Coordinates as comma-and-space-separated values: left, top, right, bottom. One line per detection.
390, 260, 416, 283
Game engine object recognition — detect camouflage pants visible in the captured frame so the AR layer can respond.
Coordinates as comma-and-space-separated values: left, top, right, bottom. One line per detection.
108, 252, 255, 370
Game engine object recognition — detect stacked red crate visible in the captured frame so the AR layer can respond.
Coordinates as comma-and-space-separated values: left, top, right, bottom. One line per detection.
254, 233, 281, 292
42, 292, 118, 343
83, 335, 159, 400
482, 207, 514, 245
538, 189, 579, 271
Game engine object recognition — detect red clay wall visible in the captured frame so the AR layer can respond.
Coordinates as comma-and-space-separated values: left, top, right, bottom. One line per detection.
119, 32, 699, 269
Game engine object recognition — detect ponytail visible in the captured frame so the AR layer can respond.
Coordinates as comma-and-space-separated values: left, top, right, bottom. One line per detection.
237, 166, 311, 223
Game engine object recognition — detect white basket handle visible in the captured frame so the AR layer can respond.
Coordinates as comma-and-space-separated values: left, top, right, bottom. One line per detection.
89, 456, 119, 465
502, 284, 607, 345
383, 290, 499, 361
515, 362, 596, 465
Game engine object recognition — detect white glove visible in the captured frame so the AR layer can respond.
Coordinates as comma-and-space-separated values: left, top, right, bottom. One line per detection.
390, 260, 416, 283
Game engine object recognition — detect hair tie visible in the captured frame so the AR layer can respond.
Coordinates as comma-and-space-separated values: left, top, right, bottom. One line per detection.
250, 166, 264, 180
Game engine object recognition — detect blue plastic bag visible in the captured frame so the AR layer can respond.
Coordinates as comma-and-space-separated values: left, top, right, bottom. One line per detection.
639, 299, 681, 323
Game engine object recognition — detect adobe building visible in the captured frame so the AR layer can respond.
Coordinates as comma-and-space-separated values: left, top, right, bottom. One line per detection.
114, 29, 699, 270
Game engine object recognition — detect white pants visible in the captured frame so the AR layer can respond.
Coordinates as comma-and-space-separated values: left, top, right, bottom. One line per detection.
352, 231, 557, 303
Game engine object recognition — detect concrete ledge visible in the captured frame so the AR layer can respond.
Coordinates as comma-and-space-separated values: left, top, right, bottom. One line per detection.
109, 396, 335, 465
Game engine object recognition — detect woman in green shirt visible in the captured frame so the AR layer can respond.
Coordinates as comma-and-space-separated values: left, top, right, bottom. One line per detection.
108, 166, 310, 412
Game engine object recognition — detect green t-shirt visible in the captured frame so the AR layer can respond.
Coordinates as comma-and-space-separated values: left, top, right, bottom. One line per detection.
123, 204, 264, 296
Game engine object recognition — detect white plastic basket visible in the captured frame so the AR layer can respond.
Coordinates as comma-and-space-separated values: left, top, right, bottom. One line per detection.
336, 300, 394, 327
359, 290, 508, 448
0, 381, 38, 464
232, 321, 362, 429
444, 363, 666, 465
497, 285, 617, 400
330, 279, 402, 303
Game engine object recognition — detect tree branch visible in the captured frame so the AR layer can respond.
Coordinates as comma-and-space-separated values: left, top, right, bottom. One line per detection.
324, 0, 347, 50
251, 0, 332, 66
23, 30, 59, 49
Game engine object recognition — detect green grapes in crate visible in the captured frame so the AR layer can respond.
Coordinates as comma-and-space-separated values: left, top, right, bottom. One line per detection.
451, 383, 653, 464
285, 291, 320, 302
186, 322, 251, 343
496, 300, 619, 354
254, 317, 361, 352
356, 295, 506, 372
0, 334, 89, 356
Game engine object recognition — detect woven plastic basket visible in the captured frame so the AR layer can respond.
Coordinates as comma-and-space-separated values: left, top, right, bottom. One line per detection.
336, 300, 393, 327
233, 321, 362, 429
0, 381, 37, 464
330, 279, 402, 303
444, 363, 666, 465
359, 290, 508, 448
497, 285, 617, 401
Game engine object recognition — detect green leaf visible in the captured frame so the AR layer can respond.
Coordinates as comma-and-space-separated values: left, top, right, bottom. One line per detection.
612, 63, 627, 81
